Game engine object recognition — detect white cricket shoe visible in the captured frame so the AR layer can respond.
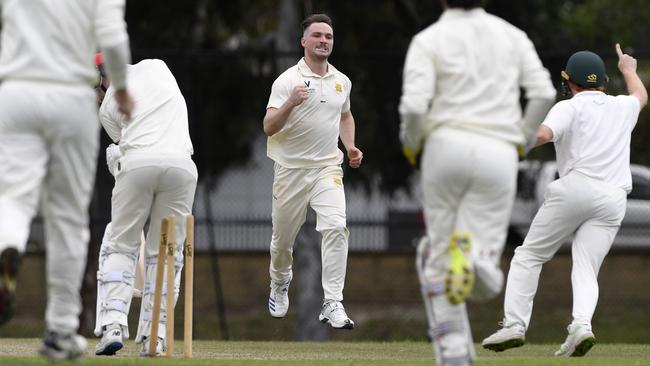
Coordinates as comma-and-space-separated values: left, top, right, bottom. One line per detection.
318, 300, 354, 330
95, 322, 124, 356
139, 336, 165, 357
268, 279, 290, 318
554, 323, 596, 357
38, 330, 87, 361
482, 322, 525, 352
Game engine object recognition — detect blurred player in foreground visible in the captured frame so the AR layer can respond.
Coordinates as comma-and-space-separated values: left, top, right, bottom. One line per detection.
482, 45, 647, 357
398, 0, 556, 364
94, 57, 197, 356
0, 0, 132, 361
263, 13, 362, 329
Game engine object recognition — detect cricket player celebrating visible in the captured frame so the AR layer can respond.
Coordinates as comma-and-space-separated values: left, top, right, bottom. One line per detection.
95, 58, 197, 356
399, 0, 556, 365
263, 14, 362, 329
0, 0, 132, 361
483, 45, 647, 357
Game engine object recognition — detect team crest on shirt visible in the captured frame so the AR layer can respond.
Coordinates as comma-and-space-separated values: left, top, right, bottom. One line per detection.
335, 82, 343, 94
333, 177, 342, 185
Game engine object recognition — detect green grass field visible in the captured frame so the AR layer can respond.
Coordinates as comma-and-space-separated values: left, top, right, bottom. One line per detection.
1, 339, 649, 366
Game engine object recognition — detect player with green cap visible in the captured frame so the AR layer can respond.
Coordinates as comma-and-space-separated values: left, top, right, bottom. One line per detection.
483, 44, 647, 357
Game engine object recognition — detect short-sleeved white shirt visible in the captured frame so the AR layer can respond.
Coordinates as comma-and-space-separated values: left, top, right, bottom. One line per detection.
543, 91, 641, 192
266, 58, 351, 168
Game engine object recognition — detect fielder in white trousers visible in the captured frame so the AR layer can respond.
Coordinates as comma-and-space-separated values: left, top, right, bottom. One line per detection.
504, 173, 626, 328
483, 45, 646, 357
0, 82, 100, 333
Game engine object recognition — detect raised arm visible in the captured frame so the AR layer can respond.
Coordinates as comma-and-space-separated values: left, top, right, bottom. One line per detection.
263, 84, 308, 136
617, 43, 648, 108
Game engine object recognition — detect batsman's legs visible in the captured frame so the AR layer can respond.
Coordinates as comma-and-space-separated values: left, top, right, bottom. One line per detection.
456, 137, 517, 302
136, 164, 196, 353
419, 130, 487, 365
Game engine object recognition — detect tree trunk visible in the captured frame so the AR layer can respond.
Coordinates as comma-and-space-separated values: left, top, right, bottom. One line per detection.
295, 211, 328, 341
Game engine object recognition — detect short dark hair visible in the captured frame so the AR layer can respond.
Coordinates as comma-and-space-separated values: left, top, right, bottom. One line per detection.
301, 14, 333, 33
444, 0, 483, 9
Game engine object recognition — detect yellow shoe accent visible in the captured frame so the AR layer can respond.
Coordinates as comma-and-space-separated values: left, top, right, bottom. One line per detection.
445, 232, 474, 305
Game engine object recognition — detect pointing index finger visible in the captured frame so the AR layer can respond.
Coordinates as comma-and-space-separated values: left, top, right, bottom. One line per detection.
616, 43, 624, 58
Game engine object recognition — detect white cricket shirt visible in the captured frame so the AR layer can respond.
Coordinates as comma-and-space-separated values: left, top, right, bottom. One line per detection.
399, 8, 556, 144
543, 91, 641, 193
0, 0, 128, 87
100, 59, 193, 157
266, 58, 351, 168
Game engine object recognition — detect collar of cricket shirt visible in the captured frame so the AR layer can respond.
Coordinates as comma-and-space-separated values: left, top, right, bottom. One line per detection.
297, 58, 338, 79
439, 7, 486, 22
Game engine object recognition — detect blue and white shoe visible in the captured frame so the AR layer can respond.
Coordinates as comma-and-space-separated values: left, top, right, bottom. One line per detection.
95, 322, 124, 356
269, 279, 290, 318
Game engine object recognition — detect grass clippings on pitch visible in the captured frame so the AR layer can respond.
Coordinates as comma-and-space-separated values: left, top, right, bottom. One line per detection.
0, 339, 649, 365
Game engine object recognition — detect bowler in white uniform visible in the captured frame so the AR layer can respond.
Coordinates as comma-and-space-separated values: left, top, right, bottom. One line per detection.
0, 0, 132, 360
96, 59, 197, 356
483, 45, 647, 357
263, 13, 363, 330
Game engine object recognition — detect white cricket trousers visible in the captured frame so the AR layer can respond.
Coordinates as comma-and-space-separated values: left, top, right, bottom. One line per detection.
421, 127, 518, 300
100, 153, 197, 337
504, 172, 626, 329
0, 81, 99, 333
269, 164, 349, 301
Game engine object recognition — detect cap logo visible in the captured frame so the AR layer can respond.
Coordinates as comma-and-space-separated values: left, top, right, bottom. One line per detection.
587, 74, 598, 83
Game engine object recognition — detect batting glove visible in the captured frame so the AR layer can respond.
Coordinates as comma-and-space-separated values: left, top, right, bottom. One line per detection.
402, 144, 422, 168
106, 143, 122, 177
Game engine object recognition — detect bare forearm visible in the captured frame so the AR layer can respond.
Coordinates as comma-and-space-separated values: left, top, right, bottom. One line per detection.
623, 71, 648, 107
263, 102, 295, 136
339, 112, 356, 151
534, 124, 554, 147
520, 97, 555, 146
